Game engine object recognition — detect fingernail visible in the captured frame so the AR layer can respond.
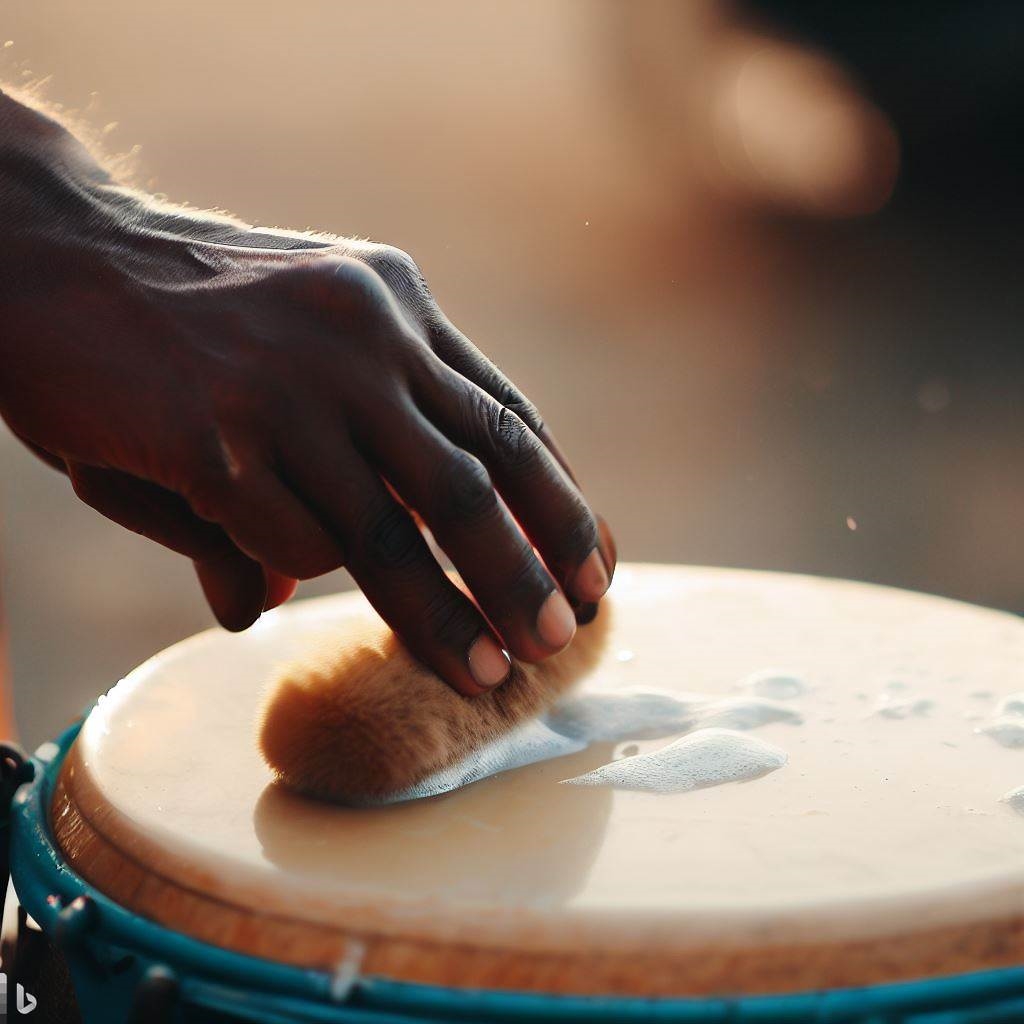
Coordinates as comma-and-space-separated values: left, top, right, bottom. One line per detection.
468, 634, 511, 688
537, 590, 577, 650
574, 548, 609, 602
574, 601, 598, 625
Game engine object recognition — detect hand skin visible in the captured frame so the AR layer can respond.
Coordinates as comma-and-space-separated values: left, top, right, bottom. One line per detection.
0, 91, 616, 696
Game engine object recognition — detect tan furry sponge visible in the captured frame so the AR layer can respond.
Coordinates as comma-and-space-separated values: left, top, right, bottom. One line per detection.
259, 600, 612, 804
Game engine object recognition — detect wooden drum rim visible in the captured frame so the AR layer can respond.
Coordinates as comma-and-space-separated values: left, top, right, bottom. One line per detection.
50, 565, 1024, 996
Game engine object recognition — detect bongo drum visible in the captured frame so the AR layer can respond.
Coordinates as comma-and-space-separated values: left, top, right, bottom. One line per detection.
8, 564, 1024, 1022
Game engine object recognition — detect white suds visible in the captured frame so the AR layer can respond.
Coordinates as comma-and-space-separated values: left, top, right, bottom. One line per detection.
977, 694, 1024, 749
562, 728, 788, 794
978, 718, 1024, 749
696, 696, 802, 730
740, 670, 809, 700
872, 693, 935, 719
545, 690, 801, 743
996, 693, 1024, 718
545, 691, 705, 742
1001, 785, 1024, 815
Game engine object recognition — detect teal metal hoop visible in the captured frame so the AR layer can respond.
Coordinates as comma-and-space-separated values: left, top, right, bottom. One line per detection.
9, 722, 1024, 1023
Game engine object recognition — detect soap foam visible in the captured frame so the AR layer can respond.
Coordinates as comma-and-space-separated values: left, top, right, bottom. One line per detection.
383, 718, 588, 803
740, 670, 809, 700
696, 696, 802, 730
377, 683, 803, 804
545, 690, 705, 742
1002, 785, 1024, 815
546, 690, 801, 743
561, 728, 788, 794
977, 693, 1024, 749
996, 693, 1024, 717
978, 718, 1024, 749
872, 694, 935, 719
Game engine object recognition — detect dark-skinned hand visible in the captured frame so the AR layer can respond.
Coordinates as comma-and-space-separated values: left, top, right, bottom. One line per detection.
0, 92, 616, 695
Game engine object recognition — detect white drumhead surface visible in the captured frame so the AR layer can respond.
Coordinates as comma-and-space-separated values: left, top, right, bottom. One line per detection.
65, 564, 1024, 944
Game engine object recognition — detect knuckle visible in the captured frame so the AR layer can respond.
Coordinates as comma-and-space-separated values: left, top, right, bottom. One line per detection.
358, 244, 432, 311
281, 256, 392, 320
360, 499, 422, 570
489, 406, 539, 473
363, 244, 422, 284
494, 378, 543, 433
432, 449, 496, 523
326, 256, 391, 310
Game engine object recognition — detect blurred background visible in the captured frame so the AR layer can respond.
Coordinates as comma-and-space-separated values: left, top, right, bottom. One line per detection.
1, 0, 1022, 745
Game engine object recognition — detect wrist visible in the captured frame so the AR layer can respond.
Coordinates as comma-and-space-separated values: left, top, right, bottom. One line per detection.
0, 92, 134, 294
0, 90, 115, 224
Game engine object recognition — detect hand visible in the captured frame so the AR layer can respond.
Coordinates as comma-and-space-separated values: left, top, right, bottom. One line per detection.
0, 99, 615, 695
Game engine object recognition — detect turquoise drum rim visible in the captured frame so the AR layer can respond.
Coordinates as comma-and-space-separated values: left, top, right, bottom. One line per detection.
10, 720, 1024, 1023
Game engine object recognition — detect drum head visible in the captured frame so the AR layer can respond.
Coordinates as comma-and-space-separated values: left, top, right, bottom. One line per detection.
52, 565, 1024, 995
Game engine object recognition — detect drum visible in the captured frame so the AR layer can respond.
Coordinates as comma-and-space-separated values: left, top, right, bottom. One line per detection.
8, 563, 1024, 1022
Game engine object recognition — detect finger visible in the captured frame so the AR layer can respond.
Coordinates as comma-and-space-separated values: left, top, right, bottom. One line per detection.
264, 571, 299, 611
185, 453, 344, 582
427, 322, 617, 593
366, 409, 576, 662
66, 463, 268, 630
411, 358, 609, 606
572, 515, 620, 625
428, 318, 592, 483
194, 554, 269, 631
276, 424, 509, 696
533, 430, 617, 593
428, 319, 546, 432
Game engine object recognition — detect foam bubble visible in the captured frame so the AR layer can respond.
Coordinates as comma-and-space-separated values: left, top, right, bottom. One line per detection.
872, 694, 935, 719
545, 690, 705, 742
378, 689, 802, 804
1002, 785, 1024, 815
741, 670, 809, 700
696, 696, 802, 730
883, 679, 910, 693
978, 718, 1024, 749
561, 728, 788, 794
384, 718, 588, 803
996, 692, 1024, 718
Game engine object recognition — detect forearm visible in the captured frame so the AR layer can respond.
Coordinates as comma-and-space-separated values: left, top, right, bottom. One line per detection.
0, 89, 335, 305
